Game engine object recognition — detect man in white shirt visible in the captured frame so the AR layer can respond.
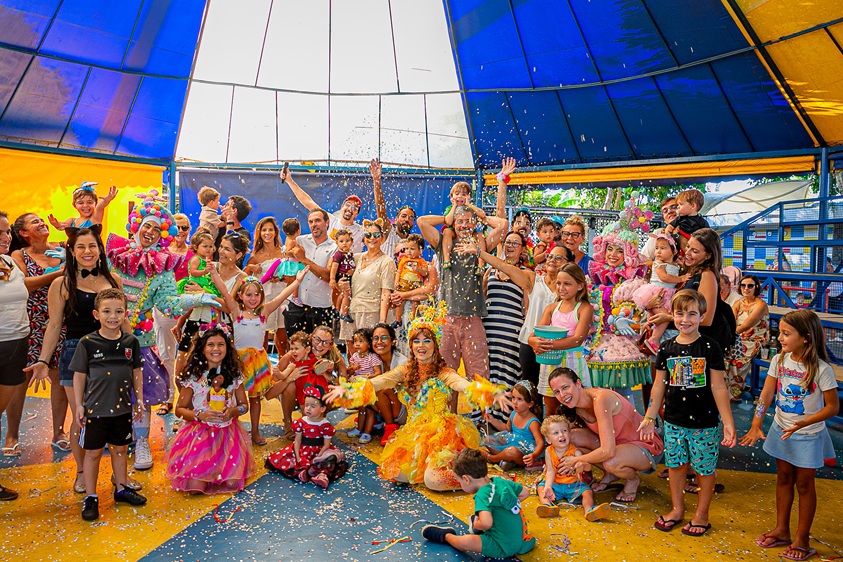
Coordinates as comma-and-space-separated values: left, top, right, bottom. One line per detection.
283, 208, 337, 335
283, 170, 365, 252
370, 159, 416, 260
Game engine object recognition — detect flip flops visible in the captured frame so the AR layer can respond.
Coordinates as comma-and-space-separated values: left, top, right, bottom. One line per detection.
781, 547, 818, 561
681, 521, 712, 537
2, 443, 21, 457
654, 516, 683, 532
755, 533, 791, 548
50, 438, 71, 452
536, 504, 560, 518
584, 503, 611, 522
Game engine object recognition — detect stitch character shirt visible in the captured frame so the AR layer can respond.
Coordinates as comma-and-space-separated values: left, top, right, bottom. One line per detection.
655, 335, 725, 429
770, 352, 836, 435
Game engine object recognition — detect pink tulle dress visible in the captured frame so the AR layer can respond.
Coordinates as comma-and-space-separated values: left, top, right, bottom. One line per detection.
165, 372, 255, 494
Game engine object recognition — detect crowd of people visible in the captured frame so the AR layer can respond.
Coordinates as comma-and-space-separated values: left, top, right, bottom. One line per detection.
0, 160, 838, 561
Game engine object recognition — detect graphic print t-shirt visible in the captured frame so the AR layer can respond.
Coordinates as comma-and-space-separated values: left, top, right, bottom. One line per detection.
655, 335, 725, 428
770, 352, 837, 435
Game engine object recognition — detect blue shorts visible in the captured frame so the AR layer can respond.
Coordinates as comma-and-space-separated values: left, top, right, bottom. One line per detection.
663, 421, 721, 476
58, 338, 80, 387
537, 480, 591, 503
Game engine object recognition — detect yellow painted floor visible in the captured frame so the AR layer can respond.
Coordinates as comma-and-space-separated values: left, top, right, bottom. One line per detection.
1, 388, 842, 561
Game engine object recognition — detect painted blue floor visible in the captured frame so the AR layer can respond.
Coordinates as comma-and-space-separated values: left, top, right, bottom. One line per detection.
140, 439, 483, 561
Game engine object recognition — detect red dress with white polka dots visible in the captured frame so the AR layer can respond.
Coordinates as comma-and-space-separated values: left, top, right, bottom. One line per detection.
265, 417, 335, 474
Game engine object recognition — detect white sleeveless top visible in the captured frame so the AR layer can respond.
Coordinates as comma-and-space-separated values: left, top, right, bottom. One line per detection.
233, 315, 265, 350
518, 275, 556, 345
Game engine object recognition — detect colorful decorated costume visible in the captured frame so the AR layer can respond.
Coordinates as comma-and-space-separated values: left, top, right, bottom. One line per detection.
165, 370, 255, 494
335, 301, 506, 487
586, 195, 653, 389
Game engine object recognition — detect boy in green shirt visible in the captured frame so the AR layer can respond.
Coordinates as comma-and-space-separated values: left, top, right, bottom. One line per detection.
422, 449, 536, 558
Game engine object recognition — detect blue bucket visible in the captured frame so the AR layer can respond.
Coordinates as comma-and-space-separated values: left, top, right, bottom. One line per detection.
534, 326, 569, 365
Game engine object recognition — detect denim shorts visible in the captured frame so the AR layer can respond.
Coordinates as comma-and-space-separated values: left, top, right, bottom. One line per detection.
58, 338, 80, 387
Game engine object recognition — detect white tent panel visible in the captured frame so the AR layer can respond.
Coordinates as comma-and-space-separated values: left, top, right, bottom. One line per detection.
381, 94, 428, 166
192, 0, 271, 86
330, 95, 380, 162
702, 180, 813, 215
426, 93, 474, 168
227, 87, 278, 163
330, 0, 397, 94
392, 0, 461, 92
176, 83, 233, 163
258, 0, 330, 92
278, 92, 329, 162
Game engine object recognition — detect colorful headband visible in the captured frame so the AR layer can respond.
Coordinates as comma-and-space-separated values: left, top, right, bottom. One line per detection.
655, 232, 677, 250
330, 228, 353, 242
73, 182, 98, 194
303, 385, 324, 400
407, 299, 448, 345
198, 322, 232, 339
127, 189, 178, 247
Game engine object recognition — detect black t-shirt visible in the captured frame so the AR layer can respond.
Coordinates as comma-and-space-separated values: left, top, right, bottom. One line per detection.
688, 273, 737, 354
655, 334, 725, 429
69, 331, 142, 418
670, 215, 709, 237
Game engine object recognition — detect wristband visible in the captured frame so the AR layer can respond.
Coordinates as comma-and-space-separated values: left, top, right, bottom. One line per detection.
226, 221, 235, 225
496, 172, 510, 184
642, 416, 655, 425
35, 359, 49, 367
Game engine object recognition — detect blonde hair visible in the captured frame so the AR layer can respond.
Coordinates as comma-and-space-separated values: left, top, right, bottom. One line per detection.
449, 181, 472, 198
198, 186, 220, 206
563, 215, 587, 236
541, 415, 570, 438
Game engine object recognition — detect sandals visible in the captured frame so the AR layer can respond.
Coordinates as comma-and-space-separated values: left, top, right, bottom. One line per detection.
74, 471, 86, 494
681, 521, 712, 537
685, 482, 726, 494
781, 547, 818, 561
536, 504, 560, 518
442, 261, 452, 270
584, 503, 611, 522
156, 403, 173, 416
2, 443, 21, 457
654, 516, 683, 532
251, 435, 268, 447
51, 436, 72, 452
755, 533, 791, 548
614, 489, 637, 503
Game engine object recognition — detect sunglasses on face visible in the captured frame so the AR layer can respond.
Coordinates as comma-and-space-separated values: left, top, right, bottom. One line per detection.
177, 225, 190, 231
364, 232, 383, 239
740, 283, 756, 288
411, 338, 433, 345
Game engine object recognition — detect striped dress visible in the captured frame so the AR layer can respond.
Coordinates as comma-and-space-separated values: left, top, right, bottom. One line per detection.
482, 271, 526, 422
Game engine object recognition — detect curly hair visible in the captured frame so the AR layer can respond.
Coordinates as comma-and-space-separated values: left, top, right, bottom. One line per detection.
181, 327, 243, 384
403, 327, 448, 396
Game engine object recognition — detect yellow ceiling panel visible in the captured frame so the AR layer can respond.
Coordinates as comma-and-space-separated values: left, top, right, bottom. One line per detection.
734, 0, 843, 40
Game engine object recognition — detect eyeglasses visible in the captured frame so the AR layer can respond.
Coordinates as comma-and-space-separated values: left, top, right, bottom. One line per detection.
411, 338, 434, 345
504, 240, 522, 247
560, 231, 582, 238
364, 232, 383, 239
546, 254, 567, 262
177, 225, 190, 231
662, 204, 679, 212
312, 336, 333, 346
372, 335, 391, 342
740, 283, 756, 288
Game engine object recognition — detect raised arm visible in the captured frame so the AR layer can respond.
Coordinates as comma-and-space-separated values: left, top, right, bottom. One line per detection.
495, 157, 516, 219
484, 215, 510, 250
370, 159, 388, 222
283, 172, 319, 212
209, 267, 240, 318
417, 215, 444, 251
92, 186, 118, 225
454, 240, 532, 292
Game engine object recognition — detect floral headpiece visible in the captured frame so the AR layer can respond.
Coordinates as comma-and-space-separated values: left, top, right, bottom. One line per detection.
127, 189, 178, 248
407, 300, 448, 345
592, 191, 654, 271
198, 322, 232, 339
73, 181, 98, 195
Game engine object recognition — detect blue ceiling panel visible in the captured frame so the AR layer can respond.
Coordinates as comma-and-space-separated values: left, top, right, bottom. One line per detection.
124, 0, 204, 76
506, 91, 579, 166
0, 49, 31, 114
712, 53, 813, 152
0, 57, 86, 144
605, 78, 690, 159
116, 77, 187, 159
0, 0, 61, 50
466, 91, 527, 168
40, 19, 131, 69
449, 0, 532, 89
510, 0, 600, 87
557, 87, 634, 162
568, 0, 674, 82
63, 69, 141, 152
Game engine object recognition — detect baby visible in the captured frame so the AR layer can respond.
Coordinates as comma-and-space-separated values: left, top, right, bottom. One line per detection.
392, 234, 429, 326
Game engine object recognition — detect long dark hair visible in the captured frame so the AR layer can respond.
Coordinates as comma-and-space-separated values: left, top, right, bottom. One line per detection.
511, 380, 543, 420
253, 216, 280, 254
10, 212, 35, 252
63, 227, 119, 318
688, 228, 722, 277
181, 327, 244, 383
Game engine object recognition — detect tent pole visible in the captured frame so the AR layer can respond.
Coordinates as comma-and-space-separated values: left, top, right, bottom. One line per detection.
168, 160, 177, 214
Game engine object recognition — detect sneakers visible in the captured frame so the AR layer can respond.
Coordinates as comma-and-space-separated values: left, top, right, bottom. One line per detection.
82, 496, 99, 521
341, 314, 354, 323
421, 524, 456, 544
133, 437, 153, 471
468, 514, 484, 535
347, 428, 361, 438
114, 487, 148, 506
380, 423, 399, 446
359, 433, 372, 444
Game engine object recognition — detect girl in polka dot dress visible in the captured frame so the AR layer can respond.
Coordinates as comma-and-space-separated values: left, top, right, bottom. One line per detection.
265, 386, 347, 488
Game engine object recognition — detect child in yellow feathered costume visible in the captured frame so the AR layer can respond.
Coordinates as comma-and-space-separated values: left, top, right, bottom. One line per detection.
325, 301, 512, 490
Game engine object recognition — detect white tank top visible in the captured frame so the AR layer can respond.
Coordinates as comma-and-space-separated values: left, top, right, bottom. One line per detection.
233, 315, 265, 350
518, 274, 556, 344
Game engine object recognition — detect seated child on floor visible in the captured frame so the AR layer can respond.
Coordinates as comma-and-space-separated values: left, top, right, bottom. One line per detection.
481, 380, 544, 469
265, 386, 348, 489
166, 325, 255, 495
346, 328, 383, 444
49, 182, 117, 230
536, 415, 610, 521
422, 448, 536, 559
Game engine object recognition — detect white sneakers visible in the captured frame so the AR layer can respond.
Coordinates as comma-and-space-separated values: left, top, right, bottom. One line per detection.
133, 437, 153, 471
